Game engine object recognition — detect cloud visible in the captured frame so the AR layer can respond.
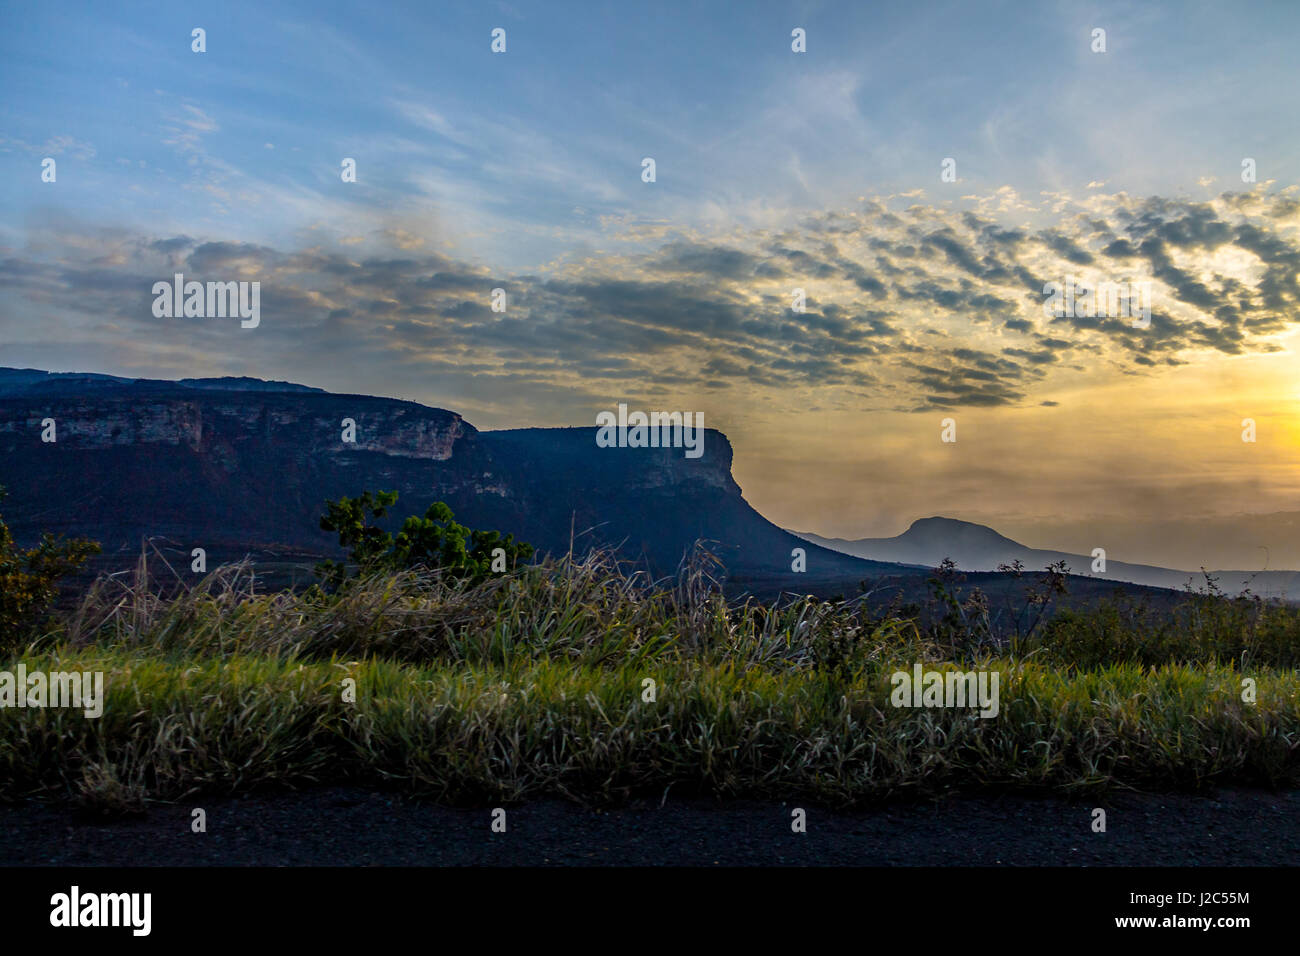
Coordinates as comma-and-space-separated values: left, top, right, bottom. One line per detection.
3, 188, 1298, 419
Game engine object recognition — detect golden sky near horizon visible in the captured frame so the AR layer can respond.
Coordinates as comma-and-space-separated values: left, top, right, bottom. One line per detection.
729, 330, 1300, 542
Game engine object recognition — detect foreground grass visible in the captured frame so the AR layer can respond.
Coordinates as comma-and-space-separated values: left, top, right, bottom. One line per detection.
3, 551, 1297, 811
2, 646, 1296, 811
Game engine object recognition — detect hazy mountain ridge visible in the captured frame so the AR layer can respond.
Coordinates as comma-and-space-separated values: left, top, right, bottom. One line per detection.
795, 517, 1300, 601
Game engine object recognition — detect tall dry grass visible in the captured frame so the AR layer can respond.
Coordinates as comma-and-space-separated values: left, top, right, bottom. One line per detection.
1, 546, 1296, 812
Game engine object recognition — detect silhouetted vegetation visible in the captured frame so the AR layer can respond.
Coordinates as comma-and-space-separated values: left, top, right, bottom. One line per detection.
315, 490, 533, 590
0, 484, 99, 650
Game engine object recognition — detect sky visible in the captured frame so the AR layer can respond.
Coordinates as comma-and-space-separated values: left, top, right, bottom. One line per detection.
2, 0, 1298, 570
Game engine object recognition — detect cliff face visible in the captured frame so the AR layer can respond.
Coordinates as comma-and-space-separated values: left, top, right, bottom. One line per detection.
0, 399, 208, 451
0, 397, 468, 460
474, 427, 758, 574
0, 377, 496, 558
0, 368, 887, 585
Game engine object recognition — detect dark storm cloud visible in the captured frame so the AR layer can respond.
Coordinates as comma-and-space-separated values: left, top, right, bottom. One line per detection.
416, 271, 498, 293
765, 244, 839, 279
648, 241, 762, 279
1039, 230, 1095, 265
840, 260, 888, 297
1002, 347, 1060, 366
920, 228, 988, 278
1130, 199, 1233, 250
149, 236, 196, 254
186, 240, 288, 273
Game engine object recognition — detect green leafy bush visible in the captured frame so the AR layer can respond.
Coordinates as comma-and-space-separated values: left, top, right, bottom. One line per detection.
316, 490, 533, 589
0, 485, 100, 649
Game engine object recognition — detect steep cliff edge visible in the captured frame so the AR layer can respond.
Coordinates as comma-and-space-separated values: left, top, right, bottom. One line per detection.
0, 371, 495, 558
0, 368, 888, 585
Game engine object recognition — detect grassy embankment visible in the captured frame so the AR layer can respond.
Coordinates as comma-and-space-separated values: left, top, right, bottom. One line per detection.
2, 551, 1298, 812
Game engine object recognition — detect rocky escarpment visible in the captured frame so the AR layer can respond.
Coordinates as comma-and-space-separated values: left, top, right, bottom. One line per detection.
0, 398, 209, 452
0, 374, 496, 559
0, 368, 888, 586
0, 395, 469, 461
476, 427, 788, 575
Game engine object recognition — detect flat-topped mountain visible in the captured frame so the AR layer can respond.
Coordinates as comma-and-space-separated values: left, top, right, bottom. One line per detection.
0, 367, 894, 591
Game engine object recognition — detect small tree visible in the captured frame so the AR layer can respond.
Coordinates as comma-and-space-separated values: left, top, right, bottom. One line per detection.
0, 485, 100, 648
926, 557, 994, 657
997, 557, 1071, 649
317, 490, 532, 588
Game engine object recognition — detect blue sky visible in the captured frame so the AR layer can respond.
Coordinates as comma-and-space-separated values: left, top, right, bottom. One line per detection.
4, 1, 1297, 269
2, 1, 1299, 562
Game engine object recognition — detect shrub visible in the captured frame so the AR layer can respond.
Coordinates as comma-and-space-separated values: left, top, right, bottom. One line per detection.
316, 490, 533, 590
0, 485, 100, 649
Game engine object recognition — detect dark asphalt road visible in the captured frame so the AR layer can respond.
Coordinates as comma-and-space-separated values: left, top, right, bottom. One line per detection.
3, 786, 1298, 866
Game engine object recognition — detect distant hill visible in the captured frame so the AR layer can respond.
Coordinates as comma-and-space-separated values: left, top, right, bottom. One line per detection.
795, 516, 1299, 602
